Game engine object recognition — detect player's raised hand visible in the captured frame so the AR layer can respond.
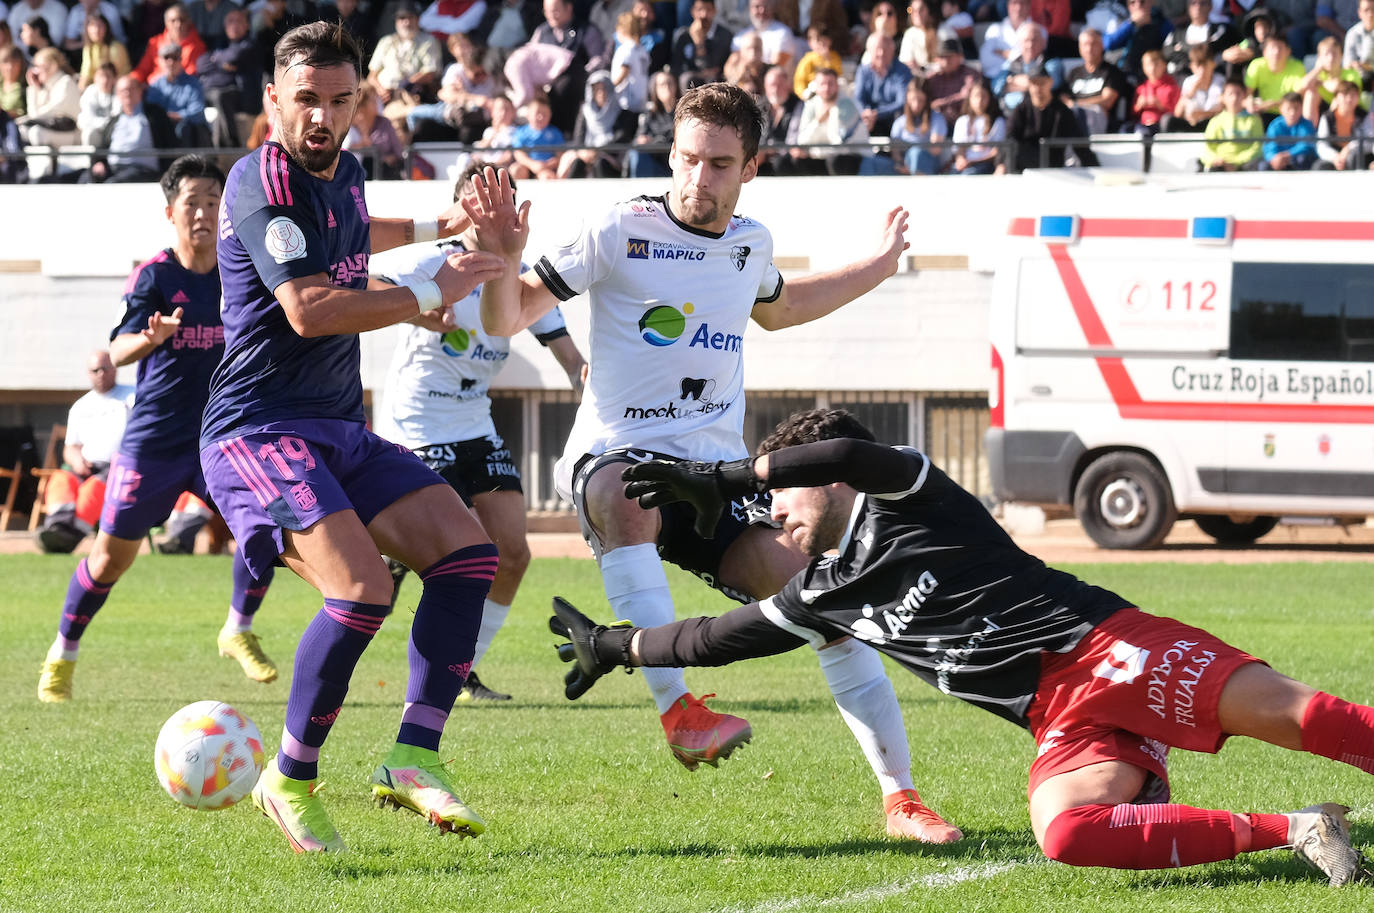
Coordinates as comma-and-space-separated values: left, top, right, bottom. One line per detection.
549, 597, 630, 700
435, 249, 508, 303
462, 165, 530, 261
143, 307, 184, 346
875, 205, 911, 278
622, 458, 764, 538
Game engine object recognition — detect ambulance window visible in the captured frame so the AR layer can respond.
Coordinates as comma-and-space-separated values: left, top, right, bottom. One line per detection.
1230, 262, 1374, 362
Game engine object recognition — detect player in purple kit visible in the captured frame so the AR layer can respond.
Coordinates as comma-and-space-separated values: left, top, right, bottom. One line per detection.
37, 155, 280, 705
201, 20, 509, 853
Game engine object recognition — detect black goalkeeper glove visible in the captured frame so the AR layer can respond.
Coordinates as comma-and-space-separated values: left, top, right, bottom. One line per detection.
548, 596, 634, 700
621, 458, 765, 538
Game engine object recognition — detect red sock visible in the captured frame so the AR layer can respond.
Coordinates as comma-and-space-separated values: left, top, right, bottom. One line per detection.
1300, 692, 1374, 775
1042, 804, 1245, 869
1246, 813, 1290, 852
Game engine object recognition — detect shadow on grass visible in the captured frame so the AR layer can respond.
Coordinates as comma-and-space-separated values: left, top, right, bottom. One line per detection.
311, 829, 1041, 881
1122, 852, 1349, 889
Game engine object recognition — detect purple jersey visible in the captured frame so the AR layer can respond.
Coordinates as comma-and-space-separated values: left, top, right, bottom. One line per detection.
202, 141, 372, 445
113, 248, 224, 460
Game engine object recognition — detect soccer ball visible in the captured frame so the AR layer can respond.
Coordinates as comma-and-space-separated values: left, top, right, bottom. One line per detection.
154, 701, 265, 810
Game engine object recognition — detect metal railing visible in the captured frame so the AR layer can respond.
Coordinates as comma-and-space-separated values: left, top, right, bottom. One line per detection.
2, 131, 1365, 182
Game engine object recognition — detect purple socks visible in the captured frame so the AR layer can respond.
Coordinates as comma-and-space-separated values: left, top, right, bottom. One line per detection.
397, 545, 498, 751
57, 559, 113, 642
277, 597, 389, 781
229, 553, 274, 626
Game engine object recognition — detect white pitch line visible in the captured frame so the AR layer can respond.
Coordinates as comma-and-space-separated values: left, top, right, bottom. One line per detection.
715, 859, 1030, 913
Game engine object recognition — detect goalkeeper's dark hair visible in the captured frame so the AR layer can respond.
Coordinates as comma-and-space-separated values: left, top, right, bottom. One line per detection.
273, 20, 363, 80
160, 154, 224, 202
756, 409, 876, 456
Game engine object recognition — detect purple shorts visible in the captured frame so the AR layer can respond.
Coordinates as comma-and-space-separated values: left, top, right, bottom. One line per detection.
101, 450, 207, 540
200, 418, 445, 578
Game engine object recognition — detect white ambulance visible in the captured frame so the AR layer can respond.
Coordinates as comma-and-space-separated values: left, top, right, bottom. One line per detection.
985, 186, 1374, 548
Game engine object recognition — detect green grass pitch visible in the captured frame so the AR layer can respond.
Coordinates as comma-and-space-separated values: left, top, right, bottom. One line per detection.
2, 555, 1372, 912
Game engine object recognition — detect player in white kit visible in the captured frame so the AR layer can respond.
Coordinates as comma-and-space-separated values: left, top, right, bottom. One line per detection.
372, 164, 587, 701
468, 82, 961, 842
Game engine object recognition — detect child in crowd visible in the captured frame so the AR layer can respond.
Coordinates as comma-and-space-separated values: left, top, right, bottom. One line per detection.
951, 78, 1004, 173
888, 76, 948, 172
0, 46, 25, 119
1174, 42, 1224, 131
612, 11, 650, 112
1300, 35, 1362, 124
474, 93, 519, 168
510, 94, 564, 180
1202, 79, 1263, 170
1261, 90, 1317, 169
1244, 35, 1305, 118
1132, 48, 1178, 134
1314, 79, 1371, 169
794, 24, 842, 98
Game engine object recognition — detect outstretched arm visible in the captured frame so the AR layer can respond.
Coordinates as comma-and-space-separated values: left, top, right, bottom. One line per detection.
750, 206, 909, 331
464, 165, 561, 335
368, 199, 475, 254
549, 597, 805, 699
109, 307, 183, 366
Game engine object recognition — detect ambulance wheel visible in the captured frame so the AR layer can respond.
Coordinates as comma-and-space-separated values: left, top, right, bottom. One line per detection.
1074, 452, 1177, 549
1193, 515, 1279, 545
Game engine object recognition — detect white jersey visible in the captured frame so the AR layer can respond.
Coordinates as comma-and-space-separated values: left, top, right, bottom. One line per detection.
535, 194, 783, 499
66, 384, 135, 465
372, 239, 569, 447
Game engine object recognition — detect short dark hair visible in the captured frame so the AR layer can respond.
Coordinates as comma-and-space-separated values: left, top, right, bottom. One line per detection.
273, 20, 363, 80
24, 15, 52, 41
160, 154, 225, 202
757, 409, 876, 455
674, 82, 764, 159
453, 161, 515, 202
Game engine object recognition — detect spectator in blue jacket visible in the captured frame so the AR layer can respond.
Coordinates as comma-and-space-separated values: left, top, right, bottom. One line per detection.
1261, 90, 1317, 168
855, 31, 912, 136
145, 40, 207, 146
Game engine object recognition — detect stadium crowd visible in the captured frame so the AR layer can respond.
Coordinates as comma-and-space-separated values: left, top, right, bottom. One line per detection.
1, 0, 1373, 180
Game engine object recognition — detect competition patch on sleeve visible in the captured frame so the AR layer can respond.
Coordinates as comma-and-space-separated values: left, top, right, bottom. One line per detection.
264, 216, 308, 264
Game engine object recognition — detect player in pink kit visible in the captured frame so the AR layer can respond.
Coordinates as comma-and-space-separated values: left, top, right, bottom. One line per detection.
202, 21, 509, 853
37, 155, 279, 704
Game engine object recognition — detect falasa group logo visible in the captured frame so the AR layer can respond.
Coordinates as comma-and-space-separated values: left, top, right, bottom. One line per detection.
638, 303, 693, 346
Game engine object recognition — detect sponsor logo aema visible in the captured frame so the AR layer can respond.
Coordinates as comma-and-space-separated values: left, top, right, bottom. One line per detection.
639, 303, 692, 346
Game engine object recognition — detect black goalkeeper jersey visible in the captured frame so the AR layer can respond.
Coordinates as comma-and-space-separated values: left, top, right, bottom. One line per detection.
760, 447, 1130, 728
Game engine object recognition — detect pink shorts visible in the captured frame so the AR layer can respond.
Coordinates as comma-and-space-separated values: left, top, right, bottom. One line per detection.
1025, 608, 1263, 802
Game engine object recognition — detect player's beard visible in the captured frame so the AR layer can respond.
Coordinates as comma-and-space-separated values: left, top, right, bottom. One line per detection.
675, 193, 722, 229
794, 489, 849, 558
281, 121, 344, 173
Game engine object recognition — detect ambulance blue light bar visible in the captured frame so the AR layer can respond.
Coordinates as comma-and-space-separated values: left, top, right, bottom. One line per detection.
1190, 216, 1233, 244
1035, 215, 1080, 243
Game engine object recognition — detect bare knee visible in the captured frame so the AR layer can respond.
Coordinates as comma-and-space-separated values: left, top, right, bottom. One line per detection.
583, 464, 658, 549
499, 537, 531, 578
85, 534, 139, 582
1217, 662, 1318, 749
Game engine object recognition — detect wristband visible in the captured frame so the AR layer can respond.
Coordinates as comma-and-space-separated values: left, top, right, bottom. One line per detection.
414, 218, 438, 242
412, 279, 443, 313
714, 458, 766, 497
